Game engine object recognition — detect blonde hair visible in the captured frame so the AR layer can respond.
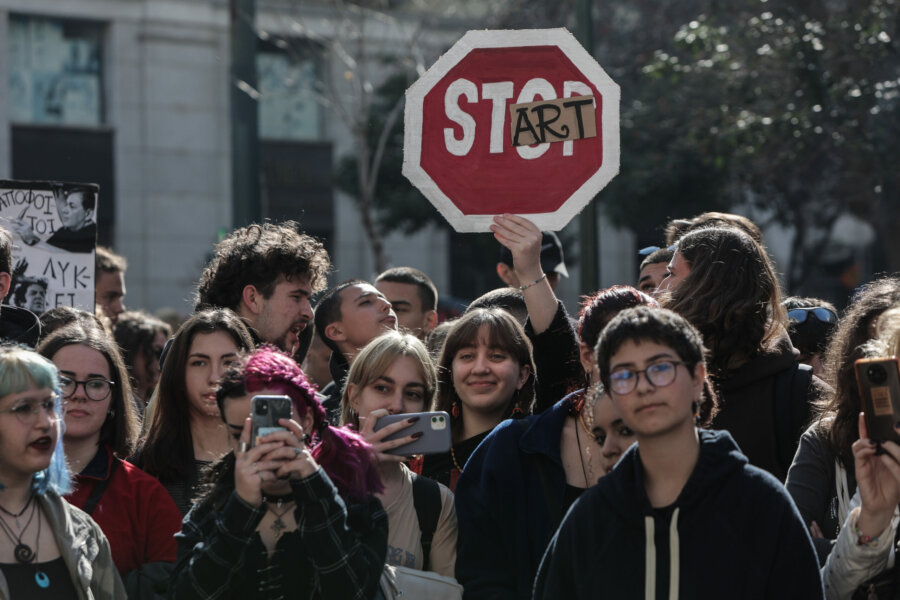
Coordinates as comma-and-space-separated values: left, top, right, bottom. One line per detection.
340, 332, 437, 427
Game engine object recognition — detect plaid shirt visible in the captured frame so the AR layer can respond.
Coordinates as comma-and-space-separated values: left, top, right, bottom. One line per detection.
171, 468, 388, 599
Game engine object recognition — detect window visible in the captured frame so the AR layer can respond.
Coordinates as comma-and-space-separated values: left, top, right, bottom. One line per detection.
8, 15, 104, 127
257, 39, 322, 141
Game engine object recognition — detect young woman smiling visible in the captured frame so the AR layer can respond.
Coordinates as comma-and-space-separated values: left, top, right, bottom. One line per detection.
424, 308, 536, 490
341, 332, 458, 577
132, 309, 254, 516
0, 346, 124, 598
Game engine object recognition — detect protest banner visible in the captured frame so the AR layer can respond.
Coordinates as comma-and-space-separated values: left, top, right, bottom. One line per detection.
0, 180, 98, 313
403, 28, 620, 232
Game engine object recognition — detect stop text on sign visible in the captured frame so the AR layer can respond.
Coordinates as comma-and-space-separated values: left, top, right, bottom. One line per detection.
443, 78, 596, 159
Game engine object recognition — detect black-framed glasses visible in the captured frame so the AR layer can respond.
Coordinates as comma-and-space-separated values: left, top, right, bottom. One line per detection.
58, 376, 114, 401
787, 307, 838, 325
609, 360, 687, 395
0, 394, 63, 425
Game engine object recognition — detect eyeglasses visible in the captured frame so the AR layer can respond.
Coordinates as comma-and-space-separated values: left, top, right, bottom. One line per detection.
787, 307, 837, 325
0, 394, 63, 425
609, 360, 687, 395
58, 376, 114, 402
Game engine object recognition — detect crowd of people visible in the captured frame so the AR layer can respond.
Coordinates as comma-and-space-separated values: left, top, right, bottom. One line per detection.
0, 209, 898, 599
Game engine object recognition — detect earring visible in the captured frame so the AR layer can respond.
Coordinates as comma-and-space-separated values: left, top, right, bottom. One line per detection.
692, 400, 701, 426
451, 400, 460, 419
511, 405, 524, 418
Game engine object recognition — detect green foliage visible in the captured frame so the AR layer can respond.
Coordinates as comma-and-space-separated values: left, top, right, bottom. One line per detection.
335, 70, 450, 235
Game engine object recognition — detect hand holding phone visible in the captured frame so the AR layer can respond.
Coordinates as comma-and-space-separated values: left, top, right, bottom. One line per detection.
855, 357, 900, 447
251, 395, 293, 447
372, 411, 452, 457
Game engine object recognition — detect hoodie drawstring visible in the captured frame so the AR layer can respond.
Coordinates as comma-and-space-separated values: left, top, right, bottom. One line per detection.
644, 508, 681, 600
644, 516, 655, 600
669, 507, 680, 600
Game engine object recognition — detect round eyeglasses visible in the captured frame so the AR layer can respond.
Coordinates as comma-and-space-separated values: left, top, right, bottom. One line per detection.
0, 394, 63, 425
608, 360, 687, 395
787, 307, 837, 325
58, 376, 114, 402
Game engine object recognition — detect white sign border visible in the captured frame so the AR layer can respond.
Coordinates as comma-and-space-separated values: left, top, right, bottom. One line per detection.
403, 28, 620, 233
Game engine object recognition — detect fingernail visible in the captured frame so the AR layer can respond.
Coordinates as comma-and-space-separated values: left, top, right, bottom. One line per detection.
411, 432, 423, 439
408, 417, 420, 424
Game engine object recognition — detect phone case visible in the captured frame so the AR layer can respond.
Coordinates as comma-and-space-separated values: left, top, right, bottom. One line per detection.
251, 395, 293, 445
373, 411, 452, 456
855, 357, 900, 445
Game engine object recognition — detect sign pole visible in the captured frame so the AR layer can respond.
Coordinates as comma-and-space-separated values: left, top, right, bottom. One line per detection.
575, 0, 599, 294
230, 0, 261, 227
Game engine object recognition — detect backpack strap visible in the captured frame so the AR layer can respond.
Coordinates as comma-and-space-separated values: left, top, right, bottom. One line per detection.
411, 474, 442, 572
83, 457, 121, 516
774, 363, 814, 476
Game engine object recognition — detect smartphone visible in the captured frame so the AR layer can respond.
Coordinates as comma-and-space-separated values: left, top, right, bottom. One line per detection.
855, 357, 900, 446
251, 395, 293, 446
372, 411, 452, 456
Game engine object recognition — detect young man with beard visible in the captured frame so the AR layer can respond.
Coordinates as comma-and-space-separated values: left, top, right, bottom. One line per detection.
534, 307, 823, 600
195, 221, 330, 360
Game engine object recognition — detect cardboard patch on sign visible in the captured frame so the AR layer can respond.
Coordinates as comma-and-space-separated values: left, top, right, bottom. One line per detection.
509, 95, 596, 147
0, 180, 98, 313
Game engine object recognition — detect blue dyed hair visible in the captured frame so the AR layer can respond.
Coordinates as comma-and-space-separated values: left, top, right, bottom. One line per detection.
0, 346, 71, 495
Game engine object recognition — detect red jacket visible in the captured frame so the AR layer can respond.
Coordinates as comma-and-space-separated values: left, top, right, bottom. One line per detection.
65, 445, 182, 577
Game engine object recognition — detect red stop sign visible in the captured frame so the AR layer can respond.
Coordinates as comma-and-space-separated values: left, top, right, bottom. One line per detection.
403, 29, 620, 232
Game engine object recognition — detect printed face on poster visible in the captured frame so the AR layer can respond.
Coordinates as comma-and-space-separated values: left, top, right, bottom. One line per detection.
0, 180, 98, 314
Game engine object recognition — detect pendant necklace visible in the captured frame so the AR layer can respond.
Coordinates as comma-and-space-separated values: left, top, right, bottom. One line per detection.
0, 494, 33, 529
266, 499, 294, 540
0, 496, 37, 563
0, 497, 49, 588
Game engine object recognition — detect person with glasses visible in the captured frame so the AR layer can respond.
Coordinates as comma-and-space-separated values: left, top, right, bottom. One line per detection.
37, 323, 182, 593
113, 310, 172, 419
534, 307, 824, 599
783, 297, 839, 377
659, 226, 826, 482
0, 345, 125, 598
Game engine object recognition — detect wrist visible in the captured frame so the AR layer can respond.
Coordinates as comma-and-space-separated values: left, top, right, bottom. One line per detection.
856, 506, 892, 543
518, 273, 547, 291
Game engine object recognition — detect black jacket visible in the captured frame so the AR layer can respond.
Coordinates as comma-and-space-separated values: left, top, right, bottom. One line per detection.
534, 429, 824, 600
711, 331, 825, 481
0, 304, 41, 347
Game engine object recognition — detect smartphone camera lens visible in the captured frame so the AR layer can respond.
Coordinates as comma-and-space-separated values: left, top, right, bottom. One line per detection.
868, 364, 888, 385
256, 400, 269, 415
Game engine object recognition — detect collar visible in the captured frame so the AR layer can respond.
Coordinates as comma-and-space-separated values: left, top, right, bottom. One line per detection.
79, 445, 113, 480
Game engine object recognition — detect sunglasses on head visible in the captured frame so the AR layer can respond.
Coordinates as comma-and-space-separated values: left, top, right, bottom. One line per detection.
638, 244, 677, 256
787, 307, 838, 325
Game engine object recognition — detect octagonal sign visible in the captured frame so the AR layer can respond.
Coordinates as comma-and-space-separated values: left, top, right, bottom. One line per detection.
403, 28, 620, 232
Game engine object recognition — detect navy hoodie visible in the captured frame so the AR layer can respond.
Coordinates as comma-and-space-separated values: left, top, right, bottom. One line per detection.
533, 429, 824, 600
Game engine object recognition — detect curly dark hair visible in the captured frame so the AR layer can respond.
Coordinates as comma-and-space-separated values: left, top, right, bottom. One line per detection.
818, 276, 900, 468
662, 227, 786, 377
194, 221, 330, 312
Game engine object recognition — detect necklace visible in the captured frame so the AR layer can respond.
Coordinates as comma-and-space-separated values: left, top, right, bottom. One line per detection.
574, 421, 593, 488
266, 500, 295, 540
0, 496, 38, 563
0, 494, 34, 529
450, 444, 463, 473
